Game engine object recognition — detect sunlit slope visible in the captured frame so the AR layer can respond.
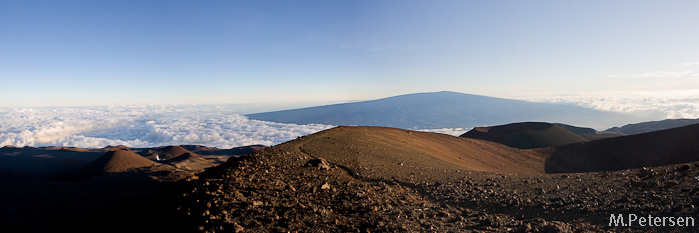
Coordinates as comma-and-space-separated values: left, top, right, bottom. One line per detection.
460, 122, 589, 149
543, 123, 699, 173
287, 126, 546, 178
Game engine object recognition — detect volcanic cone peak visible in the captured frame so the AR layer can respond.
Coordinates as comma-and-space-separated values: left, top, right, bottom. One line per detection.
92, 147, 159, 173
103, 145, 129, 150
180, 145, 216, 153
155, 146, 194, 160
167, 152, 205, 163
55, 147, 160, 181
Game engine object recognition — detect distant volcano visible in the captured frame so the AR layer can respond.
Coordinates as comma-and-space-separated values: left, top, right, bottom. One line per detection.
247, 91, 645, 129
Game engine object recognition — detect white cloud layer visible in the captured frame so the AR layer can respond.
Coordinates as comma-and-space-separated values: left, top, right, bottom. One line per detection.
5, 96, 698, 149
607, 70, 699, 79
681, 62, 699, 66
528, 92, 699, 119
416, 128, 471, 136
0, 106, 334, 149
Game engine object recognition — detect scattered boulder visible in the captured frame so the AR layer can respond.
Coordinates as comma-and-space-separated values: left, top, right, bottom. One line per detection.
305, 158, 331, 170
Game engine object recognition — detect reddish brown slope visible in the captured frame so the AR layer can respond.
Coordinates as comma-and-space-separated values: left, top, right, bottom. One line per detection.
297, 126, 547, 178
542, 123, 699, 173
150, 146, 193, 160
93, 148, 159, 173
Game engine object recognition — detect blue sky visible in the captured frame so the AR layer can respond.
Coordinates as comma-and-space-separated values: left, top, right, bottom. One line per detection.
2, 0, 699, 108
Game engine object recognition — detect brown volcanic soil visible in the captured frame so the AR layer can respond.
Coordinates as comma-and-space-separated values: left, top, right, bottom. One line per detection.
93, 148, 159, 172
65, 126, 699, 233
543, 123, 699, 173
299, 126, 547, 177
8, 126, 699, 232
460, 122, 589, 149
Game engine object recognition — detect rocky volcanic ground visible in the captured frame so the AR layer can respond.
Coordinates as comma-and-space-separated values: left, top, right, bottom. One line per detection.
67, 128, 698, 233
5, 126, 699, 232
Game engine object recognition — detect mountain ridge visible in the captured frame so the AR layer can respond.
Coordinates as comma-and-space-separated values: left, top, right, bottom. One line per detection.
544, 122, 699, 173
460, 122, 590, 149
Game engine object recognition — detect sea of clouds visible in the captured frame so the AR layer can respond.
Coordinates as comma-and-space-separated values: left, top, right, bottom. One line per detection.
416, 128, 471, 136
3, 94, 698, 149
0, 105, 473, 149
528, 93, 699, 119
0, 105, 475, 149
0, 106, 335, 149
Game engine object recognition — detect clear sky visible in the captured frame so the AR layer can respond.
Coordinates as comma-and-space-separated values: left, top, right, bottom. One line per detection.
2, 0, 699, 108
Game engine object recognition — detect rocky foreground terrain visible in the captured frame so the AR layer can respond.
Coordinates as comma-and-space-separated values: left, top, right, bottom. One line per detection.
0, 145, 265, 233
59, 126, 699, 233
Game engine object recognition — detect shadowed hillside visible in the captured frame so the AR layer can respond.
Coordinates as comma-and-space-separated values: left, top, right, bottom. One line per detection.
1, 144, 264, 232
544, 123, 699, 173
604, 118, 699, 135
460, 122, 589, 149
147, 145, 193, 161
180, 144, 267, 155
247, 91, 642, 129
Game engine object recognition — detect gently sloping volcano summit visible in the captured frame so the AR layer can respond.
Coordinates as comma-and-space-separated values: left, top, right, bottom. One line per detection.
460, 122, 589, 149
246, 91, 641, 129
544, 123, 699, 173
